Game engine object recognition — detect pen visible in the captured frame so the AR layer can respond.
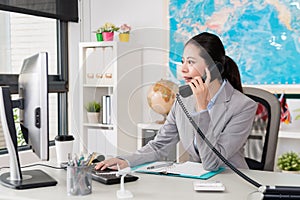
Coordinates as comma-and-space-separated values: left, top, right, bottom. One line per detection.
86, 152, 96, 166
78, 155, 84, 166
147, 162, 173, 170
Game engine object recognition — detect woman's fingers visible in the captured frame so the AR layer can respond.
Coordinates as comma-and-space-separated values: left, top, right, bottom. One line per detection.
189, 76, 205, 92
94, 161, 105, 170
94, 158, 129, 170
94, 158, 115, 170
188, 75, 209, 112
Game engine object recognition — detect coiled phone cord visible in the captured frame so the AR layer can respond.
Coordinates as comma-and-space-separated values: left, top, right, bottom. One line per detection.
176, 93, 262, 188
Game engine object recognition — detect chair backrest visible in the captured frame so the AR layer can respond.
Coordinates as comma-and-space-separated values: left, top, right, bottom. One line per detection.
243, 87, 281, 171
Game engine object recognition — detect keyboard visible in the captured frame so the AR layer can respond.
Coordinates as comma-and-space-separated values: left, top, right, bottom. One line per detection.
91, 167, 139, 185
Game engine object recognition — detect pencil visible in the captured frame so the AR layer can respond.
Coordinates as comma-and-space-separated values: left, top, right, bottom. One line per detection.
86, 152, 96, 166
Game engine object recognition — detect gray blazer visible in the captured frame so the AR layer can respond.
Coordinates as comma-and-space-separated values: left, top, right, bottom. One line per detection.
121, 82, 257, 171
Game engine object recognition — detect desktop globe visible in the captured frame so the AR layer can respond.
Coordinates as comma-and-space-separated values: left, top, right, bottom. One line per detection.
147, 79, 178, 123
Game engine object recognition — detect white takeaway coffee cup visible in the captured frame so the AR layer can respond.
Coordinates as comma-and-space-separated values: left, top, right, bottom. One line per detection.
55, 135, 74, 164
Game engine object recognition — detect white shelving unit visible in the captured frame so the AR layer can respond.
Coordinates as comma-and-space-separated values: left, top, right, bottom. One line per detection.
276, 130, 300, 161
278, 130, 300, 139
79, 41, 143, 157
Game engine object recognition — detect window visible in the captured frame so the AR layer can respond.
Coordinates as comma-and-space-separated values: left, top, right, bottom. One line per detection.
0, 11, 57, 74
0, 10, 68, 151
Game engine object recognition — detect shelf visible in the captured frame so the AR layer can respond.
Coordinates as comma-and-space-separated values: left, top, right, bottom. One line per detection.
79, 41, 117, 48
137, 123, 163, 130
242, 84, 300, 95
83, 123, 113, 129
278, 130, 300, 139
83, 84, 114, 88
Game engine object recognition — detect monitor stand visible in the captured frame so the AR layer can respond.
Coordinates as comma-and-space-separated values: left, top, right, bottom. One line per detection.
0, 170, 57, 189
0, 87, 57, 189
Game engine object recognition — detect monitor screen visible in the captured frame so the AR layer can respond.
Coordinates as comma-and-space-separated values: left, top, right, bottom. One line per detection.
19, 52, 49, 160
0, 52, 57, 189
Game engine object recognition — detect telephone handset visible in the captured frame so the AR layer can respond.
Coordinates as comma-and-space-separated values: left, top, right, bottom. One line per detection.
179, 62, 222, 98
179, 74, 206, 98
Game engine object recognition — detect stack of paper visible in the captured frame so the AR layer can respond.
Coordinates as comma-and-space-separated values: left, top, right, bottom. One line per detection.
134, 161, 225, 180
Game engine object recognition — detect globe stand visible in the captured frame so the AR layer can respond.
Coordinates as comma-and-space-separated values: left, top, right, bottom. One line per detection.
155, 114, 167, 124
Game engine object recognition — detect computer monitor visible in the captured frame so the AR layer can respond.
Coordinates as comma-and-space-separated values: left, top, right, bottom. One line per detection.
0, 52, 57, 189
19, 52, 49, 160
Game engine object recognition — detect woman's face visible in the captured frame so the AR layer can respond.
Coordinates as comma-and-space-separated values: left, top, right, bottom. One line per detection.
181, 43, 207, 83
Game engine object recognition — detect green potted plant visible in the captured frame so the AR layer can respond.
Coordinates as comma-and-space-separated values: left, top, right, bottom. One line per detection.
118, 24, 131, 42
94, 27, 104, 41
100, 22, 119, 41
277, 151, 300, 173
85, 101, 102, 123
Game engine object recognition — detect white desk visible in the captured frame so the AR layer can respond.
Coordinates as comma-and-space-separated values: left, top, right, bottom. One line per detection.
0, 163, 300, 200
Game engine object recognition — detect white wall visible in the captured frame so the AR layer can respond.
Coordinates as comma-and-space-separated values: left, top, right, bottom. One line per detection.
0, 146, 57, 167
68, 0, 170, 153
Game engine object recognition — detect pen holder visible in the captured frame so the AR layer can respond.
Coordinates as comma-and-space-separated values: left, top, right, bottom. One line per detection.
67, 165, 92, 196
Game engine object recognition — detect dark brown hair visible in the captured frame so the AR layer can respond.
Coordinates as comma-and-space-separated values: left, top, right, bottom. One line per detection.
186, 32, 243, 93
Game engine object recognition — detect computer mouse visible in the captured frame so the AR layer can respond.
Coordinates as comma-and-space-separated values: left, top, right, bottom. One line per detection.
92, 154, 105, 163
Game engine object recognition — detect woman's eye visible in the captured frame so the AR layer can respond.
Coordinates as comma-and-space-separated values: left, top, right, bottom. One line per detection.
188, 60, 194, 64
181, 60, 184, 64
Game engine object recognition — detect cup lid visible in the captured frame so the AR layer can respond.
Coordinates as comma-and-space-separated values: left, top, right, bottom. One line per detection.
55, 135, 74, 141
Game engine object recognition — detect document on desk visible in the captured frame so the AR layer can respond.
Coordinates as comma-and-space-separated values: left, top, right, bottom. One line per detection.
134, 161, 225, 180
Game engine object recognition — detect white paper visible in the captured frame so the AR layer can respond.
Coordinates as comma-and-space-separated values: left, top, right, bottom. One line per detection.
136, 161, 209, 177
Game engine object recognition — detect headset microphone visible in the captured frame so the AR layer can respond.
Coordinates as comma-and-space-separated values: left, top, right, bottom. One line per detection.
176, 93, 300, 200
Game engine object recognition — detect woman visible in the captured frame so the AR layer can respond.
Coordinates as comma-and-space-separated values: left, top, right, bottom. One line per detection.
95, 32, 257, 171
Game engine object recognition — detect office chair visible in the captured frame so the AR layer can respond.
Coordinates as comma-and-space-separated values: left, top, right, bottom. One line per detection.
243, 87, 281, 171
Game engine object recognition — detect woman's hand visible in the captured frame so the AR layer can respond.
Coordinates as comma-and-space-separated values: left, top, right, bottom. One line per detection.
94, 158, 129, 170
188, 68, 211, 112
